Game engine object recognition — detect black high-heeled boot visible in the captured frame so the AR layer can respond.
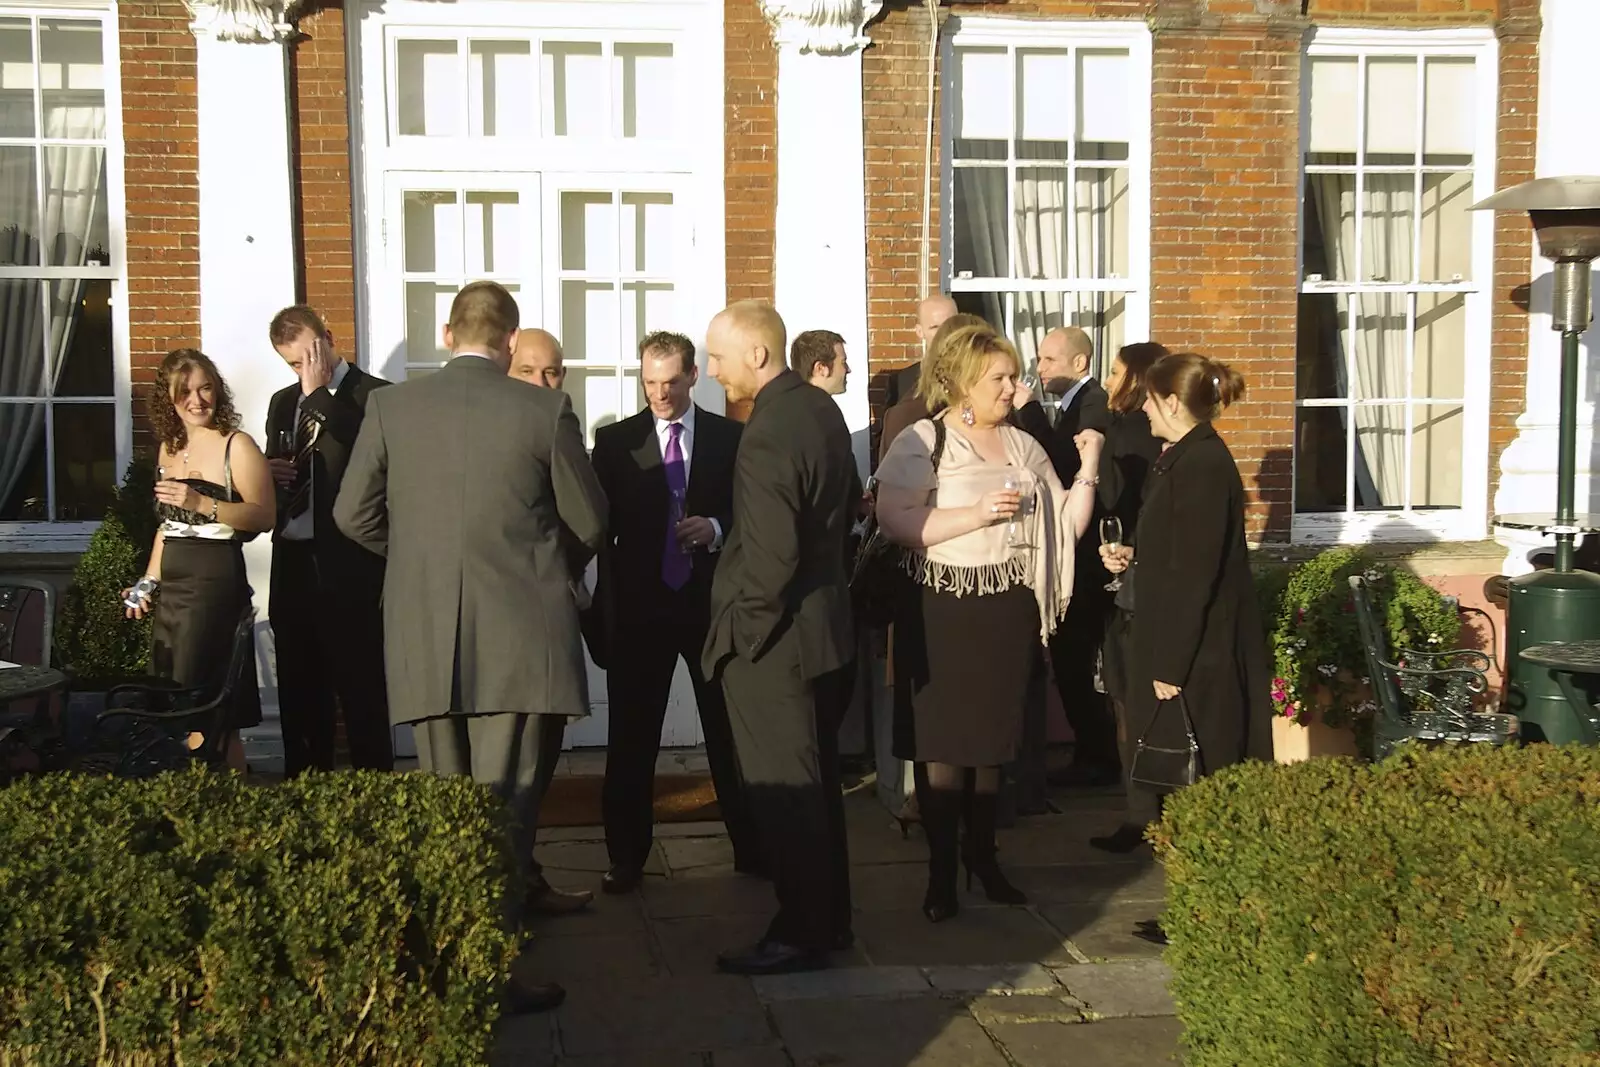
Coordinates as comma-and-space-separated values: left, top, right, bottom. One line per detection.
961, 791, 1027, 905
919, 788, 961, 923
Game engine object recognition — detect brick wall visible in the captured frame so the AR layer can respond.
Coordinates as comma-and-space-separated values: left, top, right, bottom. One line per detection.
119, 0, 200, 442
723, 0, 778, 420
289, 2, 357, 352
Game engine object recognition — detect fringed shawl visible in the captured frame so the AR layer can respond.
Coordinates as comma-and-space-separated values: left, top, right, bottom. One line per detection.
878, 418, 1077, 642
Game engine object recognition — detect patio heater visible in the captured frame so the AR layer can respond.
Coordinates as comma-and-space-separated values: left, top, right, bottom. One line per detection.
1473, 176, 1600, 744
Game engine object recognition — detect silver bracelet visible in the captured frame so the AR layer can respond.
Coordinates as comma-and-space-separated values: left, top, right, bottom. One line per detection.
1073, 476, 1099, 488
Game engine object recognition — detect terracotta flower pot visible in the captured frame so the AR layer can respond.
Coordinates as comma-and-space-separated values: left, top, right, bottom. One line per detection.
1272, 714, 1360, 763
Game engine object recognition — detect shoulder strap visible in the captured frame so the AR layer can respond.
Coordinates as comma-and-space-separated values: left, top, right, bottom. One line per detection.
223, 432, 237, 498
929, 417, 947, 469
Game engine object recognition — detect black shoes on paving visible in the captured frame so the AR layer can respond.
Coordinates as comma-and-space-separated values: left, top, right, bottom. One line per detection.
601, 866, 644, 894
505, 976, 566, 1014
715, 940, 830, 976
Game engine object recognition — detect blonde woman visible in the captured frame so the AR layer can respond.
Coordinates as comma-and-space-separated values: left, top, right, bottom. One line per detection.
876, 324, 1102, 922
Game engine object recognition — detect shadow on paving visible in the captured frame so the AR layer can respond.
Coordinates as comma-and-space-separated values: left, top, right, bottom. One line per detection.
493, 787, 1182, 1066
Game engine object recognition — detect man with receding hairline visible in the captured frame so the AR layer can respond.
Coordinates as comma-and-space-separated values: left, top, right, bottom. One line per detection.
702, 300, 856, 975
511, 329, 567, 389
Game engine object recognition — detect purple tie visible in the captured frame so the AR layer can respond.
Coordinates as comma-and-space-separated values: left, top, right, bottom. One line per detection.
662, 422, 691, 590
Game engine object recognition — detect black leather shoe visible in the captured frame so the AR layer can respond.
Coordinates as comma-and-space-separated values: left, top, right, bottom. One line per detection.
601, 866, 643, 894
505, 977, 566, 1014
524, 877, 594, 915
1134, 919, 1169, 946
715, 940, 829, 976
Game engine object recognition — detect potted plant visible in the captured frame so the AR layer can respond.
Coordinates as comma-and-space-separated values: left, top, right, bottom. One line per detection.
1256, 547, 1461, 762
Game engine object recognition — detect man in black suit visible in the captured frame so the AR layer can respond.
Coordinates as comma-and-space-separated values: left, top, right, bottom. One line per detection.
265, 306, 393, 776
591, 330, 757, 892
1012, 326, 1119, 788
703, 301, 856, 976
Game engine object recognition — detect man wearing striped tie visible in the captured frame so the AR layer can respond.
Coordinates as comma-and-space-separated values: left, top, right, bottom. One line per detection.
265, 306, 394, 775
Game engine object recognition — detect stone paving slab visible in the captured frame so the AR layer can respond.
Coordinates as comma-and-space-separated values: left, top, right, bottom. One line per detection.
1052, 960, 1175, 1019
967, 994, 1087, 1027
641, 873, 774, 920
653, 913, 777, 975
924, 963, 1061, 996
536, 840, 669, 877
753, 964, 931, 1002
1039, 902, 1167, 961
709, 1049, 794, 1067
555, 975, 773, 1057
1010, 860, 1167, 907
855, 907, 1074, 967
989, 1016, 1184, 1066
520, 930, 661, 983
490, 1012, 557, 1067
661, 835, 738, 876
772, 997, 1012, 1067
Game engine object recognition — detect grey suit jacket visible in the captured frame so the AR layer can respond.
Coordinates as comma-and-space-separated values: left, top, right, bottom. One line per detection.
333, 354, 608, 725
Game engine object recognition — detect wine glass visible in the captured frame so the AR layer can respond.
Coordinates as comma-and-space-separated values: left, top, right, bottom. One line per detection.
1100, 515, 1124, 592
272, 428, 295, 459
1001, 471, 1030, 548
669, 488, 690, 554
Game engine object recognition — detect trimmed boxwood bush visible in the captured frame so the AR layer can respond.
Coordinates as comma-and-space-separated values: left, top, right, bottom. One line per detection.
0, 767, 518, 1065
57, 455, 160, 678
1155, 745, 1600, 1067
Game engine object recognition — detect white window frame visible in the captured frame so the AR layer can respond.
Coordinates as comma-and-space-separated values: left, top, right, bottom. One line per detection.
939, 17, 1153, 374
1293, 27, 1498, 545
0, 0, 130, 553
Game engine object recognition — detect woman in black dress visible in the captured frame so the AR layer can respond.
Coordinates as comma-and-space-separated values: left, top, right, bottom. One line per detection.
1095, 352, 1272, 853
123, 350, 275, 770
877, 324, 1102, 922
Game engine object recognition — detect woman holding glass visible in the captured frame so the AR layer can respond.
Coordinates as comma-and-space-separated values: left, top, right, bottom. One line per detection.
122, 349, 276, 769
1095, 352, 1272, 854
877, 323, 1102, 922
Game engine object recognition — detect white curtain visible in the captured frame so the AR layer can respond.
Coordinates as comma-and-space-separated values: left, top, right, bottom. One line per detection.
0, 101, 105, 516
1311, 175, 1410, 508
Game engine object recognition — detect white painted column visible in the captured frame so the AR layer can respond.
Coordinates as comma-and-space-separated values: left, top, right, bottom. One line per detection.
1494, 0, 1600, 573
763, 0, 881, 476
188, 1, 299, 709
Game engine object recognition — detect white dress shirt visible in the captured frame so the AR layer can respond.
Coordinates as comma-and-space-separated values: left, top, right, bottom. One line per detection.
280, 358, 351, 542
655, 405, 724, 552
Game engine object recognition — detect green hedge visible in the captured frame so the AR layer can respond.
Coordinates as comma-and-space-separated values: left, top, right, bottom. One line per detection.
1156, 745, 1600, 1067
0, 768, 518, 1066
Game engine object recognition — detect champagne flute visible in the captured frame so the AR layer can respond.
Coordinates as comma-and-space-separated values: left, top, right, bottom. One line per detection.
669, 488, 690, 554
1101, 516, 1124, 592
1001, 471, 1026, 547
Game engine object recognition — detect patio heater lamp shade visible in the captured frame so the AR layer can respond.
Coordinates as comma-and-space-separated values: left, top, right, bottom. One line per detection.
1472, 175, 1600, 746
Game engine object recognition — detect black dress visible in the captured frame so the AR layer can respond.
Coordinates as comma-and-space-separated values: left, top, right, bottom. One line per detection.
1125, 424, 1270, 813
150, 434, 263, 730
1096, 410, 1163, 706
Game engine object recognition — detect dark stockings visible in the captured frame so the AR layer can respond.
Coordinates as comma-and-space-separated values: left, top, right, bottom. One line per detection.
917, 762, 1027, 922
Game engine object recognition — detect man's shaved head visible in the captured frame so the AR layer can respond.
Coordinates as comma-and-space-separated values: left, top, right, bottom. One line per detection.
510, 328, 565, 389
916, 294, 959, 345
706, 300, 789, 404
1035, 326, 1094, 391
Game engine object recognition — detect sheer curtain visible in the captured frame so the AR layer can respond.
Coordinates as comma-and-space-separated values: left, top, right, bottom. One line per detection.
0, 101, 105, 515
1311, 176, 1410, 508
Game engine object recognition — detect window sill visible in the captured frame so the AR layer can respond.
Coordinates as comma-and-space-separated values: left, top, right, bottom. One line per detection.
0, 522, 100, 556
1290, 511, 1485, 547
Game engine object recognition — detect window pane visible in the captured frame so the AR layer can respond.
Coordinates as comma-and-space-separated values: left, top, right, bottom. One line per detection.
1073, 168, 1129, 279
1016, 49, 1070, 148
1419, 171, 1472, 282
953, 168, 1006, 278
0, 278, 46, 394
1295, 407, 1346, 513
405, 282, 453, 363
52, 402, 114, 520
1411, 403, 1462, 508
0, 403, 47, 519
954, 47, 1007, 156
561, 190, 614, 273
955, 290, 1124, 375
396, 39, 460, 137
1295, 292, 1347, 400
562, 280, 618, 362
1302, 174, 1354, 282
40, 20, 104, 139
1014, 167, 1065, 278
1354, 404, 1406, 509
468, 40, 531, 138
50, 277, 113, 397
403, 190, 460, 274
616, 43, 673, 140
1307, 56, 1356, 156
1361, 174, 1415, 283
1351, 291, 1407, 400
463, 191, 519, 275
621, 192, 672, 275
565, 366, 636, 446
43, 145, 108, 265
1413, 292, 1465, 399
622, 282, 673, 356
1077, 50, 1130, 153
1, 145, 40, 266
1423, 57, 1475, 162
543, 41, 605, 138
0, 18, 35, 138
1365, 57, 1418, 163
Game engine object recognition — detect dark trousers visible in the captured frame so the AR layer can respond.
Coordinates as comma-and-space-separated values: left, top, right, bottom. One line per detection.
414, 712, 566, 899
721, 643, 853, 952
1048, 582, 1119, 772
603, 606, 758, 872
269, 539, 393, 775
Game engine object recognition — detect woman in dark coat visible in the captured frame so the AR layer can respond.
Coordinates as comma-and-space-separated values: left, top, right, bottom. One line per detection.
1094, 352, 1272, 854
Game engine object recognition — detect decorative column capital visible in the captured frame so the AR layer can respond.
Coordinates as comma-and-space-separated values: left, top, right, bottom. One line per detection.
186, 0, 303, 43
760, 0, 884, 56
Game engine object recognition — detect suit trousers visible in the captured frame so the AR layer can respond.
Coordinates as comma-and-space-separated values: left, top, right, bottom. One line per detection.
269, 539, 393, 775
721, 642, 853, 952
603, 602, 758, 872
414, 712, 566, 897
1048, 582, 1120, 773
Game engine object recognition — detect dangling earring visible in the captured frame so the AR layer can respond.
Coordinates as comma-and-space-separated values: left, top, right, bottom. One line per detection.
960, 401, 975, 427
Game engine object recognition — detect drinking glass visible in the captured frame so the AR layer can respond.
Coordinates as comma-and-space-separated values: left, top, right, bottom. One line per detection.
1001, 471, 1027, 548
669, 488, 690, 554
1100, 515, 1124, 592
272, 429, 295, 459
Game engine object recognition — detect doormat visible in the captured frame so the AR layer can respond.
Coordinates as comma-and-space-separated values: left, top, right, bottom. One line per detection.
537, 774, 722, 828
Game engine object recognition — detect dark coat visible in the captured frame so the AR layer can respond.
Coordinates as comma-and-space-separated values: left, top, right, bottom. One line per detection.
588, 405, 741, 662
1096, 409, 1163, 542
1127, 423, 1272, 776
702, 370, 856, 682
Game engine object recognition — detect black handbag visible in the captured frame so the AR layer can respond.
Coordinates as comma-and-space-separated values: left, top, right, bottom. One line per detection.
850, 418, 948, 629
1128, 694, 1200, 792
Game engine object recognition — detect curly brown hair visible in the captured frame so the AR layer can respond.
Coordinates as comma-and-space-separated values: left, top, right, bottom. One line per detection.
146, 348, 241, 452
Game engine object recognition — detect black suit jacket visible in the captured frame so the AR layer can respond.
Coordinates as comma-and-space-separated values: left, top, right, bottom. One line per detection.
1013, 377, 1112, 588
702, 371, 855, 682
589, 406, 740, 656
266, 365, 388, 587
